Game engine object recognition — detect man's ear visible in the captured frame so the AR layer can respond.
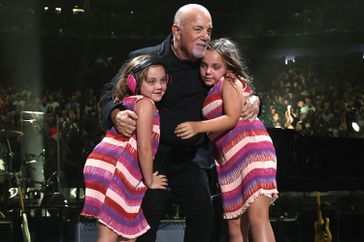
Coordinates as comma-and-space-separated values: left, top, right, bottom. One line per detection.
172, 24, 179, 35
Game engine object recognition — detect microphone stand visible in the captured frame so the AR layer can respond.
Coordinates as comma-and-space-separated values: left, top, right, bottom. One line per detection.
55, 114, 66, 242
15, 171, 32, 242
5, 137, 15, 171
56, 114, 62, 194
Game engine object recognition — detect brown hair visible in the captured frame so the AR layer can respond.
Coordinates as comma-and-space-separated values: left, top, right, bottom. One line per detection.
207, 38, 254, 91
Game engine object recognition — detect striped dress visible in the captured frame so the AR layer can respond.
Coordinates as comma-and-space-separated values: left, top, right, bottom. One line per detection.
203, 79, 278, 219
81, 95, 160, 238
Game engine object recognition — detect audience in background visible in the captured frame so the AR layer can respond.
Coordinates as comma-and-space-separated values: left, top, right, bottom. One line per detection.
0, 55, 363, 184
256, 55, 364, 138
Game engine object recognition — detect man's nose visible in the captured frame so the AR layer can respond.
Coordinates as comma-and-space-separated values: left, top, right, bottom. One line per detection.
201, 30, 211, 41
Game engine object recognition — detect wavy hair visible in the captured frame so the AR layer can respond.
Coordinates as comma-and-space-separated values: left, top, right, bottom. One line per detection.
207, 38, 254, 91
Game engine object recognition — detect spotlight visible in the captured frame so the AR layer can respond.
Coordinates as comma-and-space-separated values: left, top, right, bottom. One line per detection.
284, 55, 296, 65
351, 122, 360, 132
72, 6, 85, 14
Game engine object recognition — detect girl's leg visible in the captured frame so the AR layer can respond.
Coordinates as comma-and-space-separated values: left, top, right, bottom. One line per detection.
246, 196, 276, 242
227, 217, 243, 242
97, 223, 118, 242
97, 223, 136, 242
118, 237, 136, 242
240, 213, 250, 242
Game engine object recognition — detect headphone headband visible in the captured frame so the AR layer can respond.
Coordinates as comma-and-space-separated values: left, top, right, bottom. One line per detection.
127, 56, 168, 95
131, 56, 166, 77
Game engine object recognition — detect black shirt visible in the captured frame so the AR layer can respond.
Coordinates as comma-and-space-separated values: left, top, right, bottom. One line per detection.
100, 35, 210, 147
157, 45, 209, 146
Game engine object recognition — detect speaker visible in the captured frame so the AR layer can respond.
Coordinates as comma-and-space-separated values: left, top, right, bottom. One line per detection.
0, 221, 13, 242
271, 218, 298, 242
75, 221, 98, 242
75, 220, 185, 242
156, 221, 184, 242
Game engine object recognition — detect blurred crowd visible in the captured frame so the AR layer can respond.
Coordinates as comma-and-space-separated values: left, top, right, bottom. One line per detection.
255, 55, 364, 138
0, 84, 104, 186
1, 52, 364, 187
1, 52, 363, 135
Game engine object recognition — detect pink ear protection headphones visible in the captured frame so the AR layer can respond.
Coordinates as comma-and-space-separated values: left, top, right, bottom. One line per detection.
126, 74, 139, 95
126, 56, 169, 95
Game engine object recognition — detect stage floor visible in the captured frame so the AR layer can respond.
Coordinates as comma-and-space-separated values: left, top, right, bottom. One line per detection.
1, 191, 364, 242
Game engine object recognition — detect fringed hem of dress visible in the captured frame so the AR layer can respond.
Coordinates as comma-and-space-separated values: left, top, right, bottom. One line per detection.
223, 188, 279, 220
80, 213, 151, 239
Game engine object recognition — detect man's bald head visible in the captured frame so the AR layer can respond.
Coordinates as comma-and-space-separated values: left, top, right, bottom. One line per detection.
174, 4, 211, 30
171, 4, 213, 61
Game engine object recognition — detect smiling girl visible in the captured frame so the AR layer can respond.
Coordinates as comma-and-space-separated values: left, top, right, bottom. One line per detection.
82, 55, 169, 242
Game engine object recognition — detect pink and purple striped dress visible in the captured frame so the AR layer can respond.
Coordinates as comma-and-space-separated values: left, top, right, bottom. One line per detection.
203, 79, 278, 219
81, 95, 160, 238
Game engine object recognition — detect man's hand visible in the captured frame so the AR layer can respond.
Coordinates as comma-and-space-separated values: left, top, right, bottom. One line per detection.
241, 95, 260, 121
111, 108, 138, 137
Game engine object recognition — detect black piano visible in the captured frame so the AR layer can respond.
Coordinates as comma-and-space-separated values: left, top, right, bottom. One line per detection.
268, 128, 364, 192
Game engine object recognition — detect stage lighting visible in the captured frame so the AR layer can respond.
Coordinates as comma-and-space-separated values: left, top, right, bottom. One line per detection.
72, 6, 85, 14
284, 55, 295, 65
351, 121, 360, 132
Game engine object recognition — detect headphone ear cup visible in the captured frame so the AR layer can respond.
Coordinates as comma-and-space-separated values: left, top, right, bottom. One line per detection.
127, 74, 138, 94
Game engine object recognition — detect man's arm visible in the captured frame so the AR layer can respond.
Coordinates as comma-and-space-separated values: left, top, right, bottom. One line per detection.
99, 76, 120, 129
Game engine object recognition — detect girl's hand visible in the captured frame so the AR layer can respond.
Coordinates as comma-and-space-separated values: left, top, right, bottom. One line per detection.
175, 122, 199, 139
148, 171, 168, 190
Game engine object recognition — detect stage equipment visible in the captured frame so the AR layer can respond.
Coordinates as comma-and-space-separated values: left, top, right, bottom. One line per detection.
20, 111, 45, 206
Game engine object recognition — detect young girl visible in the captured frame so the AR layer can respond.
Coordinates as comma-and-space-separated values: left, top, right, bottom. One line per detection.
81, 55, 169, 242
175, 38, 278, 242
